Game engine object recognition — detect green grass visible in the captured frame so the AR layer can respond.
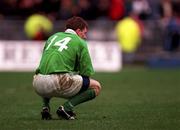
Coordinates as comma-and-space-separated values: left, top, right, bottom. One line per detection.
0, 67, 180, 130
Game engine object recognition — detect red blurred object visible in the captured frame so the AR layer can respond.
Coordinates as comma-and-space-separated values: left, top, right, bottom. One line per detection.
109, 0, 125, 20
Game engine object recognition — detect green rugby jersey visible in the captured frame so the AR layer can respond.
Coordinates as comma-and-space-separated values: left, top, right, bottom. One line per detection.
36, 29, 94, 77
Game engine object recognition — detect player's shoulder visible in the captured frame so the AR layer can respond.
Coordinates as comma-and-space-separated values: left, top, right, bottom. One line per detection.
74, 37, 88, 50
77, 36, 86, 44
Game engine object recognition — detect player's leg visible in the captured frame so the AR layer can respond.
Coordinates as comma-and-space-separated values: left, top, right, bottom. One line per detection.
33, 74, 57, 120
88, 78, 101, 96
57, 76, 101, 119
42, 97, 50, 109
63, 78, 101, 111
41, 97, 52, 120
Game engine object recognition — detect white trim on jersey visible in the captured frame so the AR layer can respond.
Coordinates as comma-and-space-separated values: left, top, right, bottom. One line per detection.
65, 29, 77, 35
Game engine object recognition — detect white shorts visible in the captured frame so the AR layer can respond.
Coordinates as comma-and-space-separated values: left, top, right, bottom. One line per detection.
32, 73, 83, 98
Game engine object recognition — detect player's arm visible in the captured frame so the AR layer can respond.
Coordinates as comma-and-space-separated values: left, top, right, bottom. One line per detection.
78, 41, 94, 77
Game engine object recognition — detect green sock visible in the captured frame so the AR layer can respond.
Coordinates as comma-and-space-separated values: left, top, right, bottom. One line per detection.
42, 97, 50, 109
63, 88, 96, 111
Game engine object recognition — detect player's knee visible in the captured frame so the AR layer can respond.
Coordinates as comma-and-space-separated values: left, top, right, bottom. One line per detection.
89, 79, 101, 96
94, 81, 101, 96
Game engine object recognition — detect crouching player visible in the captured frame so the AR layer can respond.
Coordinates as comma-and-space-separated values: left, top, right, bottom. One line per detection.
32, 16, 101, 120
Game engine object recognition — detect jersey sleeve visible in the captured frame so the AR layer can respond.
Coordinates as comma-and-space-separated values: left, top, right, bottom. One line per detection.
78, 40, 95, 77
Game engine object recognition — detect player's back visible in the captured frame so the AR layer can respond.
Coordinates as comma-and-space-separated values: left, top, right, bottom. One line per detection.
36, 32, 84, 74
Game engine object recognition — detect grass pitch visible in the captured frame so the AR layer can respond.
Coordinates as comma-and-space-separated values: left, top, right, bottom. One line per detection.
0, 67, 180, 130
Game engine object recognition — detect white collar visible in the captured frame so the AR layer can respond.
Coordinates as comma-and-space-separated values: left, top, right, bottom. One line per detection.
65, 29, 77, 35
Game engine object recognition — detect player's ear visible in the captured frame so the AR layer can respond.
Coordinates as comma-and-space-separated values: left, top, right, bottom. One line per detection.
75, 29, 82, 35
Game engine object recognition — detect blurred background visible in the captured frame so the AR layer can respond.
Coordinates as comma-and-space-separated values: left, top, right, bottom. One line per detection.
0, 0, 180, 71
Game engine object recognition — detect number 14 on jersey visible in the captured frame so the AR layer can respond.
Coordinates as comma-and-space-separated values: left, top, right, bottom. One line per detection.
46, 35, 72, 52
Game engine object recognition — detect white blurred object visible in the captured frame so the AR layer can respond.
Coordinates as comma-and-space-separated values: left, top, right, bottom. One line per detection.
0, 41, 122, 72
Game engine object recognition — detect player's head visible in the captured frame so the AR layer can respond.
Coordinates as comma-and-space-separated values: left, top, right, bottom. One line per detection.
65, 16, 88, 39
